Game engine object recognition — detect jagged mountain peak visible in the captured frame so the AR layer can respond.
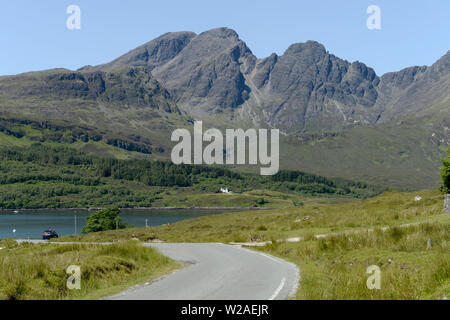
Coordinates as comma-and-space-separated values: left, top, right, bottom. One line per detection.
174, 27, 253, 60
87, 28, 449, 133
140, 27, 256, 115
98, 27, 247, 73
197, 27, 240, 39
283, 40, 327, 57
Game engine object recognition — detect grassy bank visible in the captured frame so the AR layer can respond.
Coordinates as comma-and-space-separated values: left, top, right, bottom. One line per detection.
60, 189, 450, 299
0, 240, 180, 300
61, 190, 447, 243
261, 221, 449, 299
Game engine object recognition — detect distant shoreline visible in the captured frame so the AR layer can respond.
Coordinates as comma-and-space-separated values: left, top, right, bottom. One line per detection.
0, 206, 274, 213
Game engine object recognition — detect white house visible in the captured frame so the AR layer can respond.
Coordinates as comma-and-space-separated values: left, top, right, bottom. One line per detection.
220, 187, 230, 194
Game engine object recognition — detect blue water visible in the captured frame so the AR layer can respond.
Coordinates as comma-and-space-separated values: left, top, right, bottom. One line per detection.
0, 209, 231, 239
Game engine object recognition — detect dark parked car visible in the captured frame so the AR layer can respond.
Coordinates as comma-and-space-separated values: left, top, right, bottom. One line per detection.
42, 229, 58, 240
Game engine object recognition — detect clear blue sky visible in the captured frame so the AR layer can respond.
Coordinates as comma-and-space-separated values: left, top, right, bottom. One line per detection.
1, 0, 449, 76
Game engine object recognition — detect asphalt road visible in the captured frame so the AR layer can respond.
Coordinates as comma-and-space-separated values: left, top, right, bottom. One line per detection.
107, 243, 299, 300
15, 240, 299, 300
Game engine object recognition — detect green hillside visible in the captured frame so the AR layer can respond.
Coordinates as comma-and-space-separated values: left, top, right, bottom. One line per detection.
0, 143, 383, 210
280, 116, 449, 190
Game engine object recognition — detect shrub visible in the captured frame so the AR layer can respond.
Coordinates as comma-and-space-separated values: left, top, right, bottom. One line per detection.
81, 207, 127, 233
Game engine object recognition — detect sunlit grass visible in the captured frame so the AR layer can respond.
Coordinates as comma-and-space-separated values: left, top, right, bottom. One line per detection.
61, 189, 447, 243
59, 189, 450, 299
0, 240, 180, 300
261, 222, 449, 299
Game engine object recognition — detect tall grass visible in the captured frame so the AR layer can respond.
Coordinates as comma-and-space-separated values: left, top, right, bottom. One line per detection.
0, 241, 178, 300
262, 222, 449, 299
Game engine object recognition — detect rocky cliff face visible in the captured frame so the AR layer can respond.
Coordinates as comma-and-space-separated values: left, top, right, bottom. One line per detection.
376, 51, 450, 122
244, 41, 381, 132
150, 28, 255, 115
93, 28, 449, 134
88, 31, 196, 71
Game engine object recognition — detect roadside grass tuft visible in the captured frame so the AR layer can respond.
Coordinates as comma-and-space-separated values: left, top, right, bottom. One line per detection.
0, 241, 179, 300
260, 222, 449, 299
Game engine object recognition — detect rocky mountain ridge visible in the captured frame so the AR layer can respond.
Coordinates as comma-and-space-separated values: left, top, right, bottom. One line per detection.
89, 27, 450, 134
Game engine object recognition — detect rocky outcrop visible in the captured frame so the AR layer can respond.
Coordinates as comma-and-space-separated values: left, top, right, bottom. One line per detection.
92, 28, 449, 134
150, 28, 255, 115
246, 41, 381, 132
88, 31, 196, 71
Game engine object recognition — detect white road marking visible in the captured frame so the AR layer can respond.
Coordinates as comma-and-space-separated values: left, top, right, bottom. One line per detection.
268, 277, 286, 300
234, 245, 284, 265
258, 252, 283, 264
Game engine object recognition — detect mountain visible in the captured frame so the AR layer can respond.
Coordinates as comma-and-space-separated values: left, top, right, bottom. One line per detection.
377, 51, 450, 121
94, 28, 449, 133
243, 40, 381, 132
0, 66, 188, 156
89, 28, 256, 118
0, 27, 449, 189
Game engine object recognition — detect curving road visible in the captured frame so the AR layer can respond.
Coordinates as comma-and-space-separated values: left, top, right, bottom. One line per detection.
107, 243, 299, 300
15, 240, 299, 300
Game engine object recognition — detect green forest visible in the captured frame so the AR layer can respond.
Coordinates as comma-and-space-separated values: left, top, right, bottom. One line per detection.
0, 144, 385, 209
